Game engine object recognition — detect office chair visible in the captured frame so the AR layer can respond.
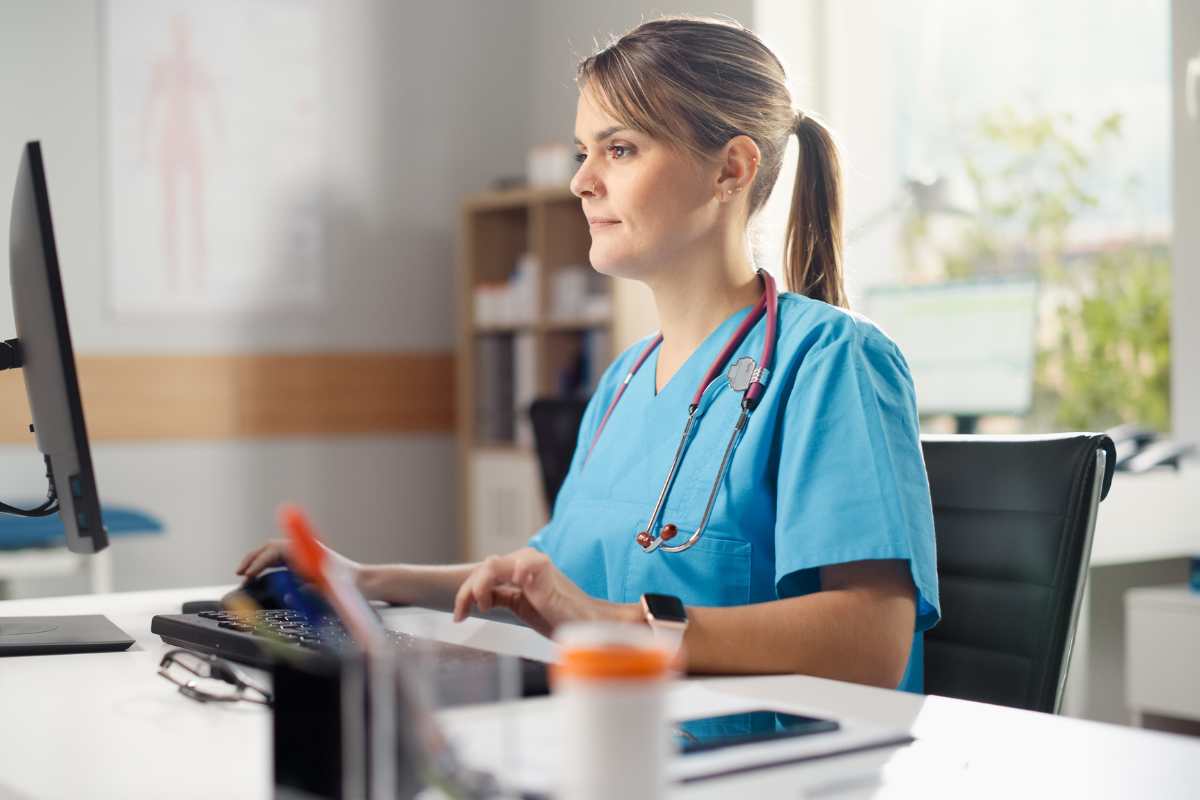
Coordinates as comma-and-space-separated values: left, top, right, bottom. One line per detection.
528, 398, 590, 510
529, 398, 1116, 713
921, 433, 1115, 713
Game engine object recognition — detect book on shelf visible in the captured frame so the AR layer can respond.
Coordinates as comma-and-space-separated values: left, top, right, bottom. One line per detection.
514, 332, 538, 447
473, 332, 540, 447
473, 253, 540, 327
474, 334, 515, 443
550, 328, 611, 398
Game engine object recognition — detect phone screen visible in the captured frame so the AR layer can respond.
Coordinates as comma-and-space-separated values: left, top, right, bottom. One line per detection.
674, 709, 840, 755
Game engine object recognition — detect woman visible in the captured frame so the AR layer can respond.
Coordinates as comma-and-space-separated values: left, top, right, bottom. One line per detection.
237, 17, 940, 691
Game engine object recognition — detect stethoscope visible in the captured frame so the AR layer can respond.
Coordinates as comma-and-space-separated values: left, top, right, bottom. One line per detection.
584, 268, 779, 554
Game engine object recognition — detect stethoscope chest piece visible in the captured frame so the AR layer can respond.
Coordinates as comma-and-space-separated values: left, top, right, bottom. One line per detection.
727, 356, 757, 392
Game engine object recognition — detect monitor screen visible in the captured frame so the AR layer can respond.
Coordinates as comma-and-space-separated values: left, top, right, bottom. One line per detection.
8, 141, 106, 553
862, 277, 1039, 418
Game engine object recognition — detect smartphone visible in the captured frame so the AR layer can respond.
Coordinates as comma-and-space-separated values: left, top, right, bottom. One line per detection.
674, 709, 840, 755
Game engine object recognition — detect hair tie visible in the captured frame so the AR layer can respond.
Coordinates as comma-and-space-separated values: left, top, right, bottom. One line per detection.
794, 111, 807, 134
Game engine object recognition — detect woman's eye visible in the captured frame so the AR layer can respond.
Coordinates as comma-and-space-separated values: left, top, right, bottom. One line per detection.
574, 144, 632, 166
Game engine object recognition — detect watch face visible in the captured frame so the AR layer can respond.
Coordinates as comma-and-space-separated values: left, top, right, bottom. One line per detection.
643, 593, 687, 623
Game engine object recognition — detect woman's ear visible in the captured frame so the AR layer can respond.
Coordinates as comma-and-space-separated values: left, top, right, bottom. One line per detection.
715, 135, 761, 201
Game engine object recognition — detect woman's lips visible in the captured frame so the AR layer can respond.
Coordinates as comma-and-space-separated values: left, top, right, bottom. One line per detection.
588, 219, 620, 229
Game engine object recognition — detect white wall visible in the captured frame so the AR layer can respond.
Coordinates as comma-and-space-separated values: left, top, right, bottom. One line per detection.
0, 1, 534, 596
0, 1, 532, 354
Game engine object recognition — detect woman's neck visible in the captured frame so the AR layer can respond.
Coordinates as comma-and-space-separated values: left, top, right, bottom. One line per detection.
646, 243, 760, 389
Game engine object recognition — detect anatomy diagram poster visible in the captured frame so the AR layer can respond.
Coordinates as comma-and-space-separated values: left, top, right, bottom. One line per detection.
104, 0, 324, 313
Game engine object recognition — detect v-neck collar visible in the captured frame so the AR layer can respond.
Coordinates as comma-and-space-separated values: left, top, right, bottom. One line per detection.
649, 302, 758, 399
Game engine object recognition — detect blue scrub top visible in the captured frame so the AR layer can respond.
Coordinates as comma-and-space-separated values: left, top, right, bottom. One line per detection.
529, 291, 941, 693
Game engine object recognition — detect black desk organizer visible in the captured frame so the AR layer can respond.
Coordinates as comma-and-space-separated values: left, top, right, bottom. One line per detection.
272, 651, 424, 800
271, 650, 510, 800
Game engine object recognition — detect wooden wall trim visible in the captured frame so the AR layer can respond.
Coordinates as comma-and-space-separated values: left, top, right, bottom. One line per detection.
0, 352, 455, 443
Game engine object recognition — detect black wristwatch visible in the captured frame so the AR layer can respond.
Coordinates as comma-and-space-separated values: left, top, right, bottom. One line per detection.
640, 593, 688, 655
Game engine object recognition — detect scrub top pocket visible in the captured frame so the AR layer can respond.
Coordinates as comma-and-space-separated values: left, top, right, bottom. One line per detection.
621, 530, 752, 607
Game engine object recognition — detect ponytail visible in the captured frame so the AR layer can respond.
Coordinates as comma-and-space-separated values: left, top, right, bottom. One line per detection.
784, 112, 847, 308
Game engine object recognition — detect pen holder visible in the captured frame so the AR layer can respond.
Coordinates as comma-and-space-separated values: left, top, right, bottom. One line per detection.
272, 651, 424, 800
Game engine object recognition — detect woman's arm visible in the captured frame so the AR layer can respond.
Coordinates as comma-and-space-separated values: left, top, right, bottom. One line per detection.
663, 560, 917, 688
235, 538, 483, 611
357, 562, 480, 610
453, 549, 918, 689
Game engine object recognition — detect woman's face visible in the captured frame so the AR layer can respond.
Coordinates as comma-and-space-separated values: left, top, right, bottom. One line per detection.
570, 88, 720, 281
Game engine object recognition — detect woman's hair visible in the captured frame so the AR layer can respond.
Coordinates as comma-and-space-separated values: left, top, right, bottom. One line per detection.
577, 16, 846, 308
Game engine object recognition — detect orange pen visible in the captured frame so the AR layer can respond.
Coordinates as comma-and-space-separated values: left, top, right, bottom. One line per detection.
278, 503, 381, 650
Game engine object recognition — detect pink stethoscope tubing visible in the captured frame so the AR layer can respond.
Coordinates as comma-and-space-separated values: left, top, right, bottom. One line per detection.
583, 269, 779, 553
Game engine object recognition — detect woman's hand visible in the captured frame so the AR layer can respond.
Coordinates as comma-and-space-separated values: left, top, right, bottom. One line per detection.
234, 538, 362, 587
452, 547, 632, 637
235, 538, 292, 579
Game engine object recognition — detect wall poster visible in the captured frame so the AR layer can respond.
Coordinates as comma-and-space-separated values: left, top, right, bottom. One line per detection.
104, 0, 323, 314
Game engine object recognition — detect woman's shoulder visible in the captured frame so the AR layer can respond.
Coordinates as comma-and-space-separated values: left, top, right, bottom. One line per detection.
775, 291, 900, 355
772, 292, 918, 399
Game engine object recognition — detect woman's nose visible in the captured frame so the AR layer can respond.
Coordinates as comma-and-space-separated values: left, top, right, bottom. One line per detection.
570, 159, 601, 199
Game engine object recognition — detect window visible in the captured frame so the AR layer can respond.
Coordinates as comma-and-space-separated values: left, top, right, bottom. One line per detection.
757, 0, 1171, 432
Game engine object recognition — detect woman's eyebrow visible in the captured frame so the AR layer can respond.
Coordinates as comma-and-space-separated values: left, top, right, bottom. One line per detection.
573, 126, 630, 146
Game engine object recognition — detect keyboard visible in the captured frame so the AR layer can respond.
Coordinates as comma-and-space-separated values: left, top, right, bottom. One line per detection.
151, 609, 550, 704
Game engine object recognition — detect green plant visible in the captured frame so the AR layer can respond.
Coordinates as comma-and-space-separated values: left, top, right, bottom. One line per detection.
904, 107, 1171, 431
1052, 243, 1171, 430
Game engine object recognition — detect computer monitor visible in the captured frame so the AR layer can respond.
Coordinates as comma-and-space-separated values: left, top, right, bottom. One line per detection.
4, 141, 106, 553
0, 142, 131, 656
862, 276, 1039, 432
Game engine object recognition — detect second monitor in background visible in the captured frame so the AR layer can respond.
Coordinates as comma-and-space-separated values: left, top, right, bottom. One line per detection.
863, 276, 1039, 434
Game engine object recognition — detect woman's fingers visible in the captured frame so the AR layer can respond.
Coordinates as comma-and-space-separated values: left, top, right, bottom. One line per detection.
237, 540, 289, 579
234, 545, 265, 576
241, 551, 275, 580
510, 549, 551, 595
453, 562, 492, 621
453, 555, 517, 622
492, 585, 554, 637
452, 577, 473, 622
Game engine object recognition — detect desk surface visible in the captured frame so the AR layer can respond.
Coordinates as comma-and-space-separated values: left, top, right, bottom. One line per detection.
2, 587, 1199, 799
1091, 467, 1200, 567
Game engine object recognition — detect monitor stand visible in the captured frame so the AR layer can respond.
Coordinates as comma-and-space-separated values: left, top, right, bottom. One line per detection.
0, 614, 134, 656
954, 414, 980, 435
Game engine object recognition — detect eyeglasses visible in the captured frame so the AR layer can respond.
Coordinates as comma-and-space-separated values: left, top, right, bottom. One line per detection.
157, 648, 273, 706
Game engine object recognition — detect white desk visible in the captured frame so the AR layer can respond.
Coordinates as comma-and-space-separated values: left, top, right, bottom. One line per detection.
1126, 585, 1200, 727
2, 587, 1199, 799
1061, 466, 1200, 724
1091, 468, 1200, 568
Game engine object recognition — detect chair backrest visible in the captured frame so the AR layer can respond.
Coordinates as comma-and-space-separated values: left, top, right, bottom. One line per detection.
922, 433, 1115, 713
528, 398, 590, 509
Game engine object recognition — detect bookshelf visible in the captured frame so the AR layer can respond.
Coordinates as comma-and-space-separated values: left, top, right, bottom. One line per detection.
456, 186, 613, 560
